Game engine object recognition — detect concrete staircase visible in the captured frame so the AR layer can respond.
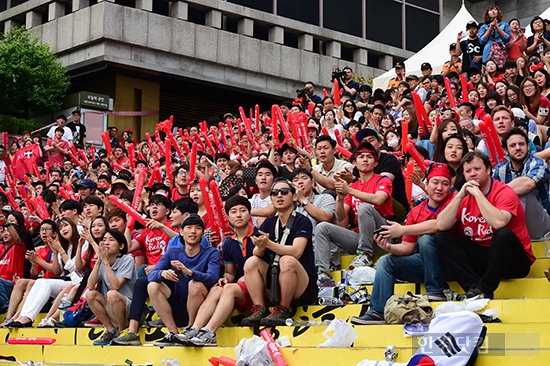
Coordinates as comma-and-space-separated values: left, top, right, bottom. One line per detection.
1, 240, 550, 366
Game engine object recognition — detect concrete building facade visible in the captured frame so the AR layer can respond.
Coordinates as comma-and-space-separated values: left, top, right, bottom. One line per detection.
0, 0, 548, 136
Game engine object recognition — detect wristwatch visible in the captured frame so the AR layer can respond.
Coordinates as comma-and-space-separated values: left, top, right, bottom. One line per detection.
301, 199, 309, 207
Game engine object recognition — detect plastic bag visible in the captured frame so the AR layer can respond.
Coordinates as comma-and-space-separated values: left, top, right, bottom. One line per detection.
317, 319, 358, 348
349, 266, 376, 286
356, 360, 407, 366
434, 296, 490, 317
234, 336, 274, 366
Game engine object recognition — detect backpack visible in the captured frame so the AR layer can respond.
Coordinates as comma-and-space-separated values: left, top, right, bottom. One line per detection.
63, 288, 93, 327
384, 291, 433, 324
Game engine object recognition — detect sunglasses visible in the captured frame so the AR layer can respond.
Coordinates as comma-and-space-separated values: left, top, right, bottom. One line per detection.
270, 188, 292, 197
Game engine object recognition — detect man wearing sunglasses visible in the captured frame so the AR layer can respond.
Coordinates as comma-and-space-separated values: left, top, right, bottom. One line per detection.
241, 179, 317, 326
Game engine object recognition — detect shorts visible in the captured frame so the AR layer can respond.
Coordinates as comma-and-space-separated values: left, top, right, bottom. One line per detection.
105, 296, 132, 328
234, 281, 253, 311
290, 276, 318, 307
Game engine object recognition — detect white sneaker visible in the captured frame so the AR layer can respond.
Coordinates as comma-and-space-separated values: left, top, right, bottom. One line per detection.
349, 253, 372, 269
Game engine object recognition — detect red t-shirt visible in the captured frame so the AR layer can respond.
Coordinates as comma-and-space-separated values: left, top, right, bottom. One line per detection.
507, 36, 527, 61
453, 179, 535, 263
134, 221, 174, 265
46, 139, 69, 167
0, 243, 25, 284
344, 174, 393, 228
171, 188, 189, 201
402, 193, 454, 243
528, 95, 550, 125
35, 246, 57, 279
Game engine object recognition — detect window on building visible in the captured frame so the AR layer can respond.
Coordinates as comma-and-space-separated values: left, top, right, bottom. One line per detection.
227, 0, 272, 13
406, 6, 438, 52
277, 0, 319, 26
323, 0, 362, 37
366, 0, 402, 48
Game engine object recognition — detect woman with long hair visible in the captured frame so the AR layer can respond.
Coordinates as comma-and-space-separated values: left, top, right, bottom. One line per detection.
379, 113, 395, 136
435, 134, 468, 189
516, 55, 529, 77
9, 218, 80, 327
483, 91, 504, 117
338, 101, 362, 126
494, 80, 509, 101
482, 59, 503, 86
505, 85, 520, 106
520, 77, 550, 142
533, 68, 550, 97
322, 109, 344, 141
432, 120, 464, 163
479, 5, 510, 65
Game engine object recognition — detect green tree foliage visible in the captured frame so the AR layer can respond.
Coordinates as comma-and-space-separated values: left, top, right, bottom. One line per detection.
0, 26, 70, 115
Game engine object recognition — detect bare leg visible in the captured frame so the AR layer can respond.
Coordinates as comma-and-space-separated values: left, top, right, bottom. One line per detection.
2, 279, 34, 323
243, 257, 269, 306
86, 290, 114, 330
147, 282, 178, 334
106, 290, 128, 329
278, 255, 309, 308
191, 285, 223, 329
204, 283, 244, 332
186, 281, 208, 326
127, 319, 140, 333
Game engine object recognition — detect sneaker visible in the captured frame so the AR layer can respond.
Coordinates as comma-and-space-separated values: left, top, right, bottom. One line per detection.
111, 329, 141, 346
146, 318, 165, 328
93, 328, 119, 346
465, 288, 493, 299
153, 332, 178, 347
260, 305, 291, 327
188, 328, 217, 347
172, 326, 199, 345
350, 311, 386, 325
84, 317, 103, 328
349, 252, 372, 270
317, 272, 336, 287
426, 292, 448, 302
241, 304, 269, 327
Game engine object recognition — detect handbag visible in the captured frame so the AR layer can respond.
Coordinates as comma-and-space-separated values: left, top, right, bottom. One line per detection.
489, 41, 507, 69
384, 291, 433, 324
268, 212, 296, 304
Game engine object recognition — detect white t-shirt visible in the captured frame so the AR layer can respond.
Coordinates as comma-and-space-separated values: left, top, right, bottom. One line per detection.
47, 126, 73, 143
249, 194, 272, 227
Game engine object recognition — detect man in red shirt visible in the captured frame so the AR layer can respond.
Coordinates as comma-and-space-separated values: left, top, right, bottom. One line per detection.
113, 146, 129, 168
351, 163, 455, 324
436, 151, 534, 299
126, 194, 176, 277
171, 165, 189, 201
315, 142, 393, 280
45, 127, 69, 169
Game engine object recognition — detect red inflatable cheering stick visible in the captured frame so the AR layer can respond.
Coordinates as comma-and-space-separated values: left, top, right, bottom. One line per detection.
260, 329, 289, 366
110, 195, 148, 227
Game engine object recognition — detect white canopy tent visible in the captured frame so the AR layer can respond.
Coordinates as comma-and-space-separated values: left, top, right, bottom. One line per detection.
373, 4, 478, 90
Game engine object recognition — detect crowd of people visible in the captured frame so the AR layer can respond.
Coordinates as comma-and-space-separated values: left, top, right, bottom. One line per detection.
0, 4, 548, 346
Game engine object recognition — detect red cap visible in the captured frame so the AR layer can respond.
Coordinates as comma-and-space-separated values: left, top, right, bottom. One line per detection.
427, 162, 452, 181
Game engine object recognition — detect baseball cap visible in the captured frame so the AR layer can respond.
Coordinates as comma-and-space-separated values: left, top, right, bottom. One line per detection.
420, 62, 432, 71
449, 42, 457, 50
511, 107, 526, 120
181, 213, 205, 230
394, 61, 405, 69
356, 128, 381, 143
77, 179, 97, 190
405, 74, 419, 81
466, 20, 479, 29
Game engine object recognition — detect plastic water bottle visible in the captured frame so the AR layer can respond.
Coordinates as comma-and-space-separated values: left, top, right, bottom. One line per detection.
59, 293, 70, 321
161, 359, 180, 366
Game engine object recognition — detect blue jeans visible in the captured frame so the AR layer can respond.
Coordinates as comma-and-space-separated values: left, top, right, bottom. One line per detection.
0, 278, 14, 313
369, 235, 445, 314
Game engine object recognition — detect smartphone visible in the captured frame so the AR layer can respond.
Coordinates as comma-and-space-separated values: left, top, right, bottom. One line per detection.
174, 270, 185, 279
461, 31, 468, 38
373, 227, 387, 237
520, 27, 526, 33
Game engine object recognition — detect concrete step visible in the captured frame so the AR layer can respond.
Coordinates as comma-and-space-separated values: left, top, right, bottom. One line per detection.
2, 315, 549, 348
1, 338, 549, 366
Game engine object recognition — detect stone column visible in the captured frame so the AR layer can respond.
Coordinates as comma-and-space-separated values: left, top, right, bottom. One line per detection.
73, 0, 90, 12
379, 55, 394, 70
26, 11, 41, 28
48, 2, 65, 22
205, 10, 222, 29
298, 34, 313, 51
353, 49, 368, 65
136, 0, 153, 11
170, 1, 188, 20
326, 41, 341, 58
269, 26, 284, 44
238, 18, 253, 36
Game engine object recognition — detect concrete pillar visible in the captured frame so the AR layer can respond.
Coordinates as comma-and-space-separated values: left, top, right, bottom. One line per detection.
353, 48, 368, 65
238, 18, 253, 36
298, 34, 313, 51
4, 19, 20, 32
379, 55, 394, 70
136, 0, 153, 11
48, 2, 65, 21
26, 11, 41, 28
269, 26, 284, 44
326, 41, 341, 58
72, 0, 89, 12
205, 10, 222, 29
170, 1, 188, 20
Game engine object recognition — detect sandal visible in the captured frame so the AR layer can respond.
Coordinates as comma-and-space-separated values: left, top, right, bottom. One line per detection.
37, 317, 56, 328
0, 318, 14, 328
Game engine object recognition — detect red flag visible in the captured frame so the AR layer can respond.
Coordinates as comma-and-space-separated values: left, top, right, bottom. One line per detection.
11, 144, 41, 180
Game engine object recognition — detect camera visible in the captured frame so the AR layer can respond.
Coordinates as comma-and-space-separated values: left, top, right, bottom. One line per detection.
331, 69, 346, 82
296, 87, 311, 101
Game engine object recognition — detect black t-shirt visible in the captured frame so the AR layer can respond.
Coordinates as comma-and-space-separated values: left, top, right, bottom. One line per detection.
277, 165, 293, 179
460, 38, 483, 72
260, 213, 316, 280
374, 153, 410, 212
66, 122, 87, 146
